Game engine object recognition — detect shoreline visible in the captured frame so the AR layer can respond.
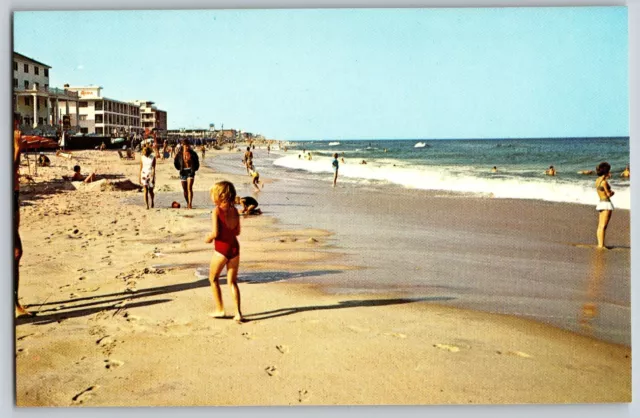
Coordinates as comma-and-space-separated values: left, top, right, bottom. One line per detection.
211, 149, 630, 346
15, 149, 631, 406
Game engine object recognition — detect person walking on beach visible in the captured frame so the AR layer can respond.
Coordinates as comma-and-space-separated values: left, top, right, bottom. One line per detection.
332, 153, 339, 187
139, 146, 156, 209
205, 181, 244, 322
243, 147, 253, 175
595, 162, 615, 249
14, 116, 31, 317
174, 139, 200, 209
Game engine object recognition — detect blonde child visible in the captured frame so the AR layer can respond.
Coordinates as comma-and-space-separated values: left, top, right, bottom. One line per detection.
250, 167, 263, 192
205, 181, 244, 322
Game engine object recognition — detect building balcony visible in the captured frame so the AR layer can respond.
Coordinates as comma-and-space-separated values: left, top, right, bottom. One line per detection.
14, 85, 79, 99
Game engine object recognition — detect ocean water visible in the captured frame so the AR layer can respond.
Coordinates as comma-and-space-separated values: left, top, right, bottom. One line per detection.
273, 138, 630, 209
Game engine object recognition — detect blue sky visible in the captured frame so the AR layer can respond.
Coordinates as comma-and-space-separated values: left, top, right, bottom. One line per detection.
13, 7, 628, 140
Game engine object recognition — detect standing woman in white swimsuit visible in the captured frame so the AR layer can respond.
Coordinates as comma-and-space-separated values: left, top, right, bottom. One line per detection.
595, 162, 615, 248
139, 146, 157, 209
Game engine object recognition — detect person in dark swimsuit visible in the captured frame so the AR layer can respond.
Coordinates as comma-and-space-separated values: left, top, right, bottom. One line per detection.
205, 181, 244, 322
173, 139, 200, 209
236, 196, 261, 215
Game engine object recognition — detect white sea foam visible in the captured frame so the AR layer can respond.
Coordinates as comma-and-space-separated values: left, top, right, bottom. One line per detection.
273, 155, 630, 209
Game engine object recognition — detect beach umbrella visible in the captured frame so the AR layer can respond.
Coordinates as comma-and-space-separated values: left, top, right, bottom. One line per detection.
111, 137, 126, 144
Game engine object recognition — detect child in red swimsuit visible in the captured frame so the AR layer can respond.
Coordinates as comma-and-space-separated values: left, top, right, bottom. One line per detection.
205, 181, 244, 322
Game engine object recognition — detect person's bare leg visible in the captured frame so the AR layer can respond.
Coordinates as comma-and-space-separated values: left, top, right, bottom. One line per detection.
181, 180, 188, 206
208, 252, 228, 317
187, 177, 194, 209
14, 233, 30, 316
84, 172, 96, 183
226, 256, 243, 322
596, 210, 612, 248
143, 186, 150, 209
149, 187, 155, 208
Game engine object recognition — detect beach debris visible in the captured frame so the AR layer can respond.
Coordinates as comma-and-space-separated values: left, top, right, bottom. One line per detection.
307, 237, 319, 243
433, 343, 460, 353
264, 365, 278, 376
71, 385, 99, 404
104, 359, 124, 370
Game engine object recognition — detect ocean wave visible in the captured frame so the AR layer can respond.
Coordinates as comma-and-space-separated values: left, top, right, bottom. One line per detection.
272, 155, 630, 209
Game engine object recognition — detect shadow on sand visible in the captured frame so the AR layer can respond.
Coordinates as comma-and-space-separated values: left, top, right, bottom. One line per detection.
16, 270, 453, 326
245, 296, 456, 322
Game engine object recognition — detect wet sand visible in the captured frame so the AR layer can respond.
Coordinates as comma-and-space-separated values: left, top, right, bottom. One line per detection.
14, 148, 630, 406
214, 150, 631, 346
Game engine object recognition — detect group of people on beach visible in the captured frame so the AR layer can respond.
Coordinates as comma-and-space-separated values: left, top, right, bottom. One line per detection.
11, 121, 627, 321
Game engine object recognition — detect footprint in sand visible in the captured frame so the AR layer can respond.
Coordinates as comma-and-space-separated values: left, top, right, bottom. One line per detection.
16, 347, 29, 358
384, 332, 407, 339
264, 365, 278, 376
347, 325, 370, 333
276, 344, 290, 354
498, 350, 532, 359
433, 343, 460, 353
241, 332, 254, 340
104, 359, 124, 370
72, 385, 99, 404
298, 389, 311, 403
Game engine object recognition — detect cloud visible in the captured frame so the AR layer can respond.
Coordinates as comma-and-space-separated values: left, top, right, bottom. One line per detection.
76, 64, 84, 70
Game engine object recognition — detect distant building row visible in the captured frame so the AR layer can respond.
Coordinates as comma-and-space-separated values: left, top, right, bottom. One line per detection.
12, 52, 167, 137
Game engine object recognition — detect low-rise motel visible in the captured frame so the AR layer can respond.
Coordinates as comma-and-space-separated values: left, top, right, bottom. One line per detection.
12, 52, 167, 140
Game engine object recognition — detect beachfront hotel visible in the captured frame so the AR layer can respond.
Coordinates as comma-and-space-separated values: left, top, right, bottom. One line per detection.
12, 52, 80, 132
62, 86, 144, 138
131, 100, 167, 133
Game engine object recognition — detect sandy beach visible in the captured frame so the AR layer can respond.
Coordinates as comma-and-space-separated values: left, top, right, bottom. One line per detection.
14, 148, 631, 406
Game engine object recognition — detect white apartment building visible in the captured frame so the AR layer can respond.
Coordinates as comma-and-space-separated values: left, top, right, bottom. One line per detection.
13, 52, 80, 130
62, 86, 142, 137
131, 100, 167, 133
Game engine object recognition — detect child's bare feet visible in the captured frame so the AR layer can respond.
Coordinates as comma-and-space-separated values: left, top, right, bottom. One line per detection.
234, 314, 245, 323
209, 311, 226, 318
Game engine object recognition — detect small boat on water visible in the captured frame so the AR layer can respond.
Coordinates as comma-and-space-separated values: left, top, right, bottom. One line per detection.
414, 142, 427, 148
328, 141, 340, 146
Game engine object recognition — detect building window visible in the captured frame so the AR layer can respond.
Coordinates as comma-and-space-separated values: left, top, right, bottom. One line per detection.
95, 101, 103, 110
79, 115, 88, 121
34, 82, 39, 89
79, 101, 88, 108
81, 128, 89, 134
24, 97, 30, 106
44, 68, 49, 77
24, 80, 29, 89
96, 127, 103, 135
96, 115, 103, 123
38, 117, 43, 125
24, 63, 29, 73
44, 84, 48, 90
13, 78, 18, 87
34, 66, 39, 75
13, 61, 18, 71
